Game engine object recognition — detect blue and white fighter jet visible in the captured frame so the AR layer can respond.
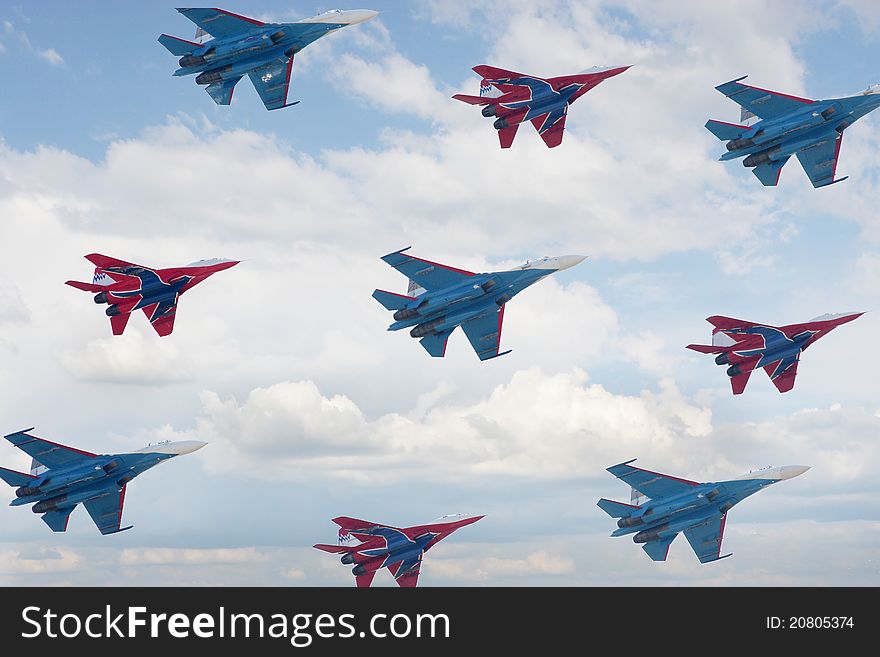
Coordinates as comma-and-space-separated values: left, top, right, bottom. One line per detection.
373, 249, 587, 361
599, 460, 809, 563
707, 76, 880, 187
0, 428, 206, 535
160, 7, 378, 110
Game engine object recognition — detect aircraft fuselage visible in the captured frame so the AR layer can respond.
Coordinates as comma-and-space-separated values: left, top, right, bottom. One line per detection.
387, 268, 554, 337
173, 22, 349, 83
721, 93, 880, 167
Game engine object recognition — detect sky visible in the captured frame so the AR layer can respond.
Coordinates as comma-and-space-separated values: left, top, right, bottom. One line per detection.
0, 0, 879, 586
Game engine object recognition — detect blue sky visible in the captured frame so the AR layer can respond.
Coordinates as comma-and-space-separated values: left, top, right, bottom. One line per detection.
1, 0, 879, 586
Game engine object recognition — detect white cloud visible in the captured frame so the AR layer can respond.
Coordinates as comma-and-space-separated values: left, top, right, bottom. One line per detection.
38, 47, 63, 66
119, 547, 265, 566
0, 284, 30, 325
60, 328, 195, 385
0, 20, 63, 66
173, 368, 714, 483
0, 547, 81, 575
0, 1, 879, 588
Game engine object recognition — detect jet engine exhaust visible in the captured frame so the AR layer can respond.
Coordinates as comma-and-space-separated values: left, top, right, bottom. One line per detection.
410, 322, 440, 338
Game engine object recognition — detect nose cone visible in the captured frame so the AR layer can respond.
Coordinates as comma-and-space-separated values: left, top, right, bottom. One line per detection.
777, 465, 810, 481
552, 255, 588, 271
458, 514, 486, 527
166, 440, 207, 456
344, 9, 379, 24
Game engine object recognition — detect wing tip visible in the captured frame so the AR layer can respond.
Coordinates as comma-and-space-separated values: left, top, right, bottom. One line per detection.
608, 458, 637, 472
380, 246, 412, 260
4, 427, 36, 440
716, 74, 749, 90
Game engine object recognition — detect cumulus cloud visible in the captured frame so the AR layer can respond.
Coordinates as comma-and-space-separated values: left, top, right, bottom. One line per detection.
119, 547, 265, 566
0, 1, 878, 588
173, 368, 713, 482
59, 328, 195, 385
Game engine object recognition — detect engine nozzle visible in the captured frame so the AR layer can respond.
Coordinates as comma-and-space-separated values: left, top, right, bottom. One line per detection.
714, 352, 729, 366
105, 305, 121, 317
393, 308, 419, 321
196, 67, 229, 85
481, 105, 497, 118
726, 364, 742, 377
726, 137, 755, 151
493, 117, 509, 130
633, 524, 668, 544
16, 486, 40, 498
617, 516, 642, 528
33, 497, 66, 514
410, 322, 440, 338
93, 291, 108, 304
179, 54, 207, 68
743, 147, 778, 168
340, 553, 356, 565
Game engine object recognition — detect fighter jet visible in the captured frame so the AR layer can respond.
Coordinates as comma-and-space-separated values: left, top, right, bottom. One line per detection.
707, 76, 880, 187
66, 254, 239, 337
598, 459, 809, 563
159, 7, 378, 110
453, 65, 630, 148
373, 248, 587, 360
314, 514, 484, 587
0, 428, 206, 535
687, 312, 862, 395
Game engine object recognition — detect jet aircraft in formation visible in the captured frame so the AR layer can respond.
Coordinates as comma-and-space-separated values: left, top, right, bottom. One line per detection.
454, 65, 630, 148
707, 76, 880, 187
0, 428, 205, 535
314, 514, 484, 587
687, 312, 862, 394
160, 7, 377, 109
66, 254, 239, 337
373, 248, 586, 360
598, 459, 809, 563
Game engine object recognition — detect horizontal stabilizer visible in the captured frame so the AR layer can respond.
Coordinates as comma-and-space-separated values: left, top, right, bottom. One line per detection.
686, 343, 725, 354
597, 498, 638, 518
706, 315, 754, 330
704, 119, 750, 141
473, 65, 527, 81
332, 517, 383, 531
499, 124, 519, 149
313, 543, 351, 554
85, 253, 141, 270
452, 93, 493, 106
642, 535, 676, 561
65, 280, 107, 293
372, 289, 416, 311
41, 507, 74, 533
0, 466, 35, 487
101, 525, 134, 536
158, 34, 200, 56
356, 572, 376, 588
206, 77, 240, 106
752, 156, 789, 186
420, 331, 452, 358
